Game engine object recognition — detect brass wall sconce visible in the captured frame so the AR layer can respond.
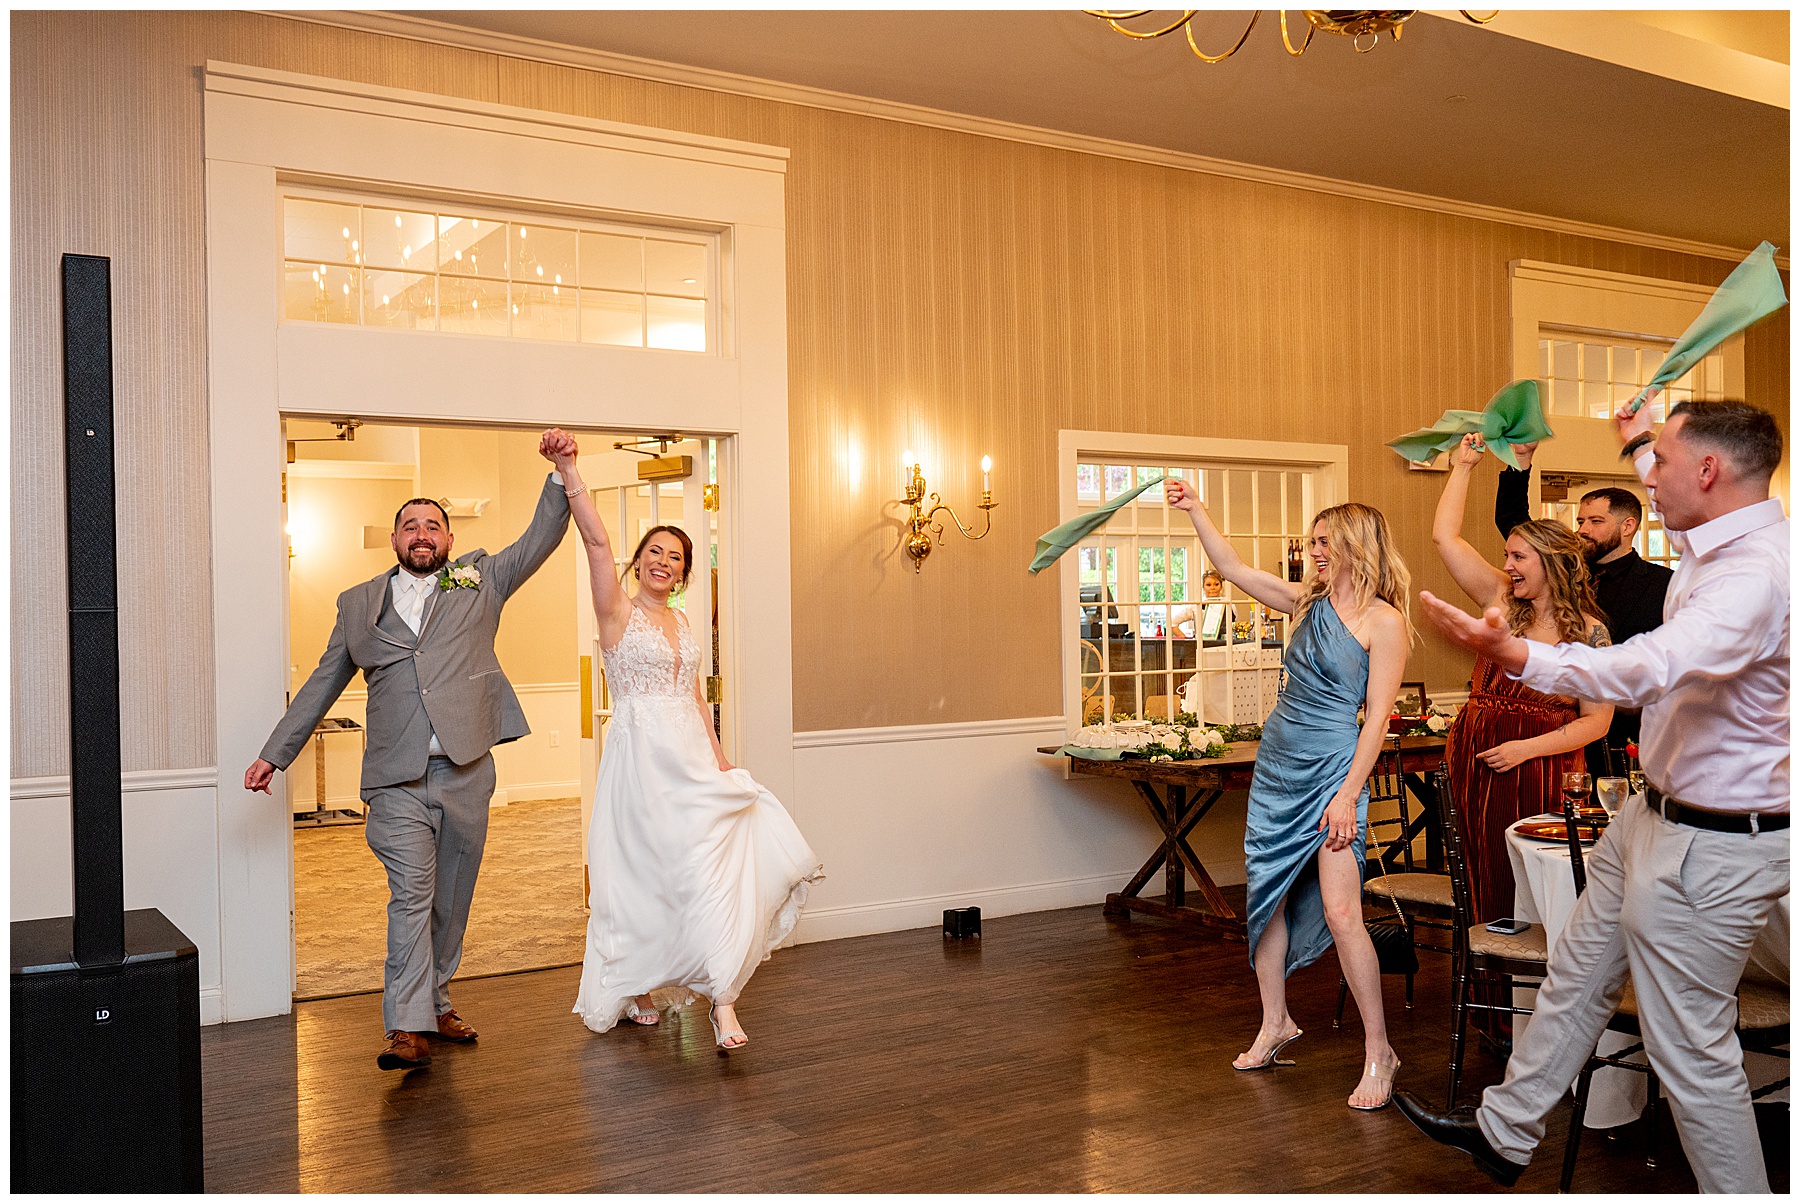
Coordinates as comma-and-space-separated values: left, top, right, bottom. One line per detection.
900, 450, 997, 572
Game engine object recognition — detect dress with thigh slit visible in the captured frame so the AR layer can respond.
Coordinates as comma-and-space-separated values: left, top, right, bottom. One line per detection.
1244, 598, 1369, 974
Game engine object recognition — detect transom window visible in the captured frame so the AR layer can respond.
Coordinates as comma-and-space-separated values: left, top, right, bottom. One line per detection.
1073, 457, 1320, 727
281, 191, 714, 352
1538, 325, 1724, 423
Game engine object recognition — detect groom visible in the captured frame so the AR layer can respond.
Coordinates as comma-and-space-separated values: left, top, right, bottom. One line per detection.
246, 430, 577, 1070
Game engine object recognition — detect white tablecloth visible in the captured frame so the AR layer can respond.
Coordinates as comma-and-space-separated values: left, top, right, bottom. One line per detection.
1506, 811, 1789, 1128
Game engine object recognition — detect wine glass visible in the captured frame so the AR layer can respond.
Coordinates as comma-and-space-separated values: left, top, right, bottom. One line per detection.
1562, 771, 1596, 839
1628, 767, 1647, 797
1595, 776, 1629, 817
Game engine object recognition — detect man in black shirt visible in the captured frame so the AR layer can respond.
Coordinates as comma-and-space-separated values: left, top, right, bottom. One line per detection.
1495, 443, 1674, 775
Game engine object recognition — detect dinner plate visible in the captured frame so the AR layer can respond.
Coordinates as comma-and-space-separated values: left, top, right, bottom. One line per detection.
1514, 819, 1603, 844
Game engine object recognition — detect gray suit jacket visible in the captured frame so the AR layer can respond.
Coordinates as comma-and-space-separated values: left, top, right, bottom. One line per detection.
261, 474, 573, 791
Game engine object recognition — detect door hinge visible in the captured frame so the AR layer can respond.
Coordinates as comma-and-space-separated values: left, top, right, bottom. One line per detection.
703, 483, 720, 512
705, 675, 723, 704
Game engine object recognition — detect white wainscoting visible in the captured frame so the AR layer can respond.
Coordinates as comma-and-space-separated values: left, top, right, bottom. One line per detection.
788, 717, 1251, 944
10, 770, 225, 1025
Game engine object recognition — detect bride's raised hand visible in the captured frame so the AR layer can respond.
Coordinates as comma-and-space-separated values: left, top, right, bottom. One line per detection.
540, 427, 579, 471
1164, 478, 1198, 511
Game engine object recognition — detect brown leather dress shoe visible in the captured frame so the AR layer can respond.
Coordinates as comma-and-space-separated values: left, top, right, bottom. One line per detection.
434, 1009, 478, 1043
377, 1030, 432, 1071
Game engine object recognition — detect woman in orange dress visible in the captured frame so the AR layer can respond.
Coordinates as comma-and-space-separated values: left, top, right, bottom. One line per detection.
1433, 435, 1613, 924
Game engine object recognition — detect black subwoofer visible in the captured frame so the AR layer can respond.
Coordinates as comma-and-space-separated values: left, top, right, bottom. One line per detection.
11, 911, 204, 1192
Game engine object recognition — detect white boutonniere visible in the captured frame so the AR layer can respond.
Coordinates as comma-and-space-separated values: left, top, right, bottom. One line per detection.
437, 564, 481, 591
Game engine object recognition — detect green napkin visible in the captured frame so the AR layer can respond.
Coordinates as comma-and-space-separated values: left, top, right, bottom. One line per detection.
1386, 379, 1553, 471
1627, 240, 1787, 414
1028, 475, 1167, 574
1055, 744, 1126, 761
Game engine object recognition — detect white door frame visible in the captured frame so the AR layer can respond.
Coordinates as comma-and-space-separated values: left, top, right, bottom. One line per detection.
204, 62, 793, 1022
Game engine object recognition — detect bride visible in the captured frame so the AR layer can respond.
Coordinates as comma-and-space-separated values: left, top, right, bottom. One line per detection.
547, 430, 823, 1049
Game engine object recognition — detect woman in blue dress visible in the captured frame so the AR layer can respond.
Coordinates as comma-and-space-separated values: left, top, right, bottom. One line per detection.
1166, 480, 1413, 1111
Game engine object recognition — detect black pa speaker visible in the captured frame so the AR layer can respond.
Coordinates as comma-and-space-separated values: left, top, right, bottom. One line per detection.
11, 910, 204, 1191
10, 255, 205, 1190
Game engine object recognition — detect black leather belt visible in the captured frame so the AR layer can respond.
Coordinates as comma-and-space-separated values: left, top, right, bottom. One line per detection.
1647, 786, 1789, 833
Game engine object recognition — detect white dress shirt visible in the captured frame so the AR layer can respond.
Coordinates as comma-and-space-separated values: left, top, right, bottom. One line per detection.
1515, 474, 1788, 814
391, 567, 445, 756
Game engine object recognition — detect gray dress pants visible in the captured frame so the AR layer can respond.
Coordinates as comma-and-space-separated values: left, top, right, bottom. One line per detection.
1476, 797, 1789, 1193
363, 754, 495, 1033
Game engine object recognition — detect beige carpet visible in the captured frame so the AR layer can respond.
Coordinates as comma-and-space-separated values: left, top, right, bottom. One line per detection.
293, 796, 588, 1000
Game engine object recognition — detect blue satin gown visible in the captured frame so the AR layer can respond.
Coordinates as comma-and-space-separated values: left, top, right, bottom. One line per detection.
1244, 597, 1369, 975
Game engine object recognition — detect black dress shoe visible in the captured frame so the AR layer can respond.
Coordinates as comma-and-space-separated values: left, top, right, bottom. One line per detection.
1393, 1090, 1526, 1187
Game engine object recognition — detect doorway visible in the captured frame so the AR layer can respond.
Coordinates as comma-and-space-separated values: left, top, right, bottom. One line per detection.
280, 417, 726, 1000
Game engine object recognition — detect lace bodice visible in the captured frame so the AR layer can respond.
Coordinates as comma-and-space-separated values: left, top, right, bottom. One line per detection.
601, 604, 701, 703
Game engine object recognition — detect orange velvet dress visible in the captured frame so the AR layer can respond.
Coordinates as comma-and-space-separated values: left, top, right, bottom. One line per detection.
1447, 654, 1582, 923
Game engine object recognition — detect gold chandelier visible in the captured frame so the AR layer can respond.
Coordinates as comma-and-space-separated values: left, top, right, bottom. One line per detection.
1085, 10, 1500, 61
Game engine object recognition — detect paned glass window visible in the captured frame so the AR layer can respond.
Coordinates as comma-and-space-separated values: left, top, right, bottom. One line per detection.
281, 192, 715, 352
1073, 457, 1319, 726
1538, 326, 1725, 423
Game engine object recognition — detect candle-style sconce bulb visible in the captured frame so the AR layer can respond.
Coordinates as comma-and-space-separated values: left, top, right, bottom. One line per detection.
896, 447, 999, 573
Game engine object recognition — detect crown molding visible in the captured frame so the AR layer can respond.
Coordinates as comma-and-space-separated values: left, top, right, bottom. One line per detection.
261, 10, 1775, 267
1510, 260, 1724, 305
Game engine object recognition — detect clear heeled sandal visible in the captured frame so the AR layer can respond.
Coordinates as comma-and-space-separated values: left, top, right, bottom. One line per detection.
1233, 1027, 1303, 1071
1348, 1057, 1400, 1111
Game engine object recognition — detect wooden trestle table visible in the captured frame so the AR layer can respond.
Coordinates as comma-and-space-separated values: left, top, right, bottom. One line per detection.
1039, 734, 1449, 936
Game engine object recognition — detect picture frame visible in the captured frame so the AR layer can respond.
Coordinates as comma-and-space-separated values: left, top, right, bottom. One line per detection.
1200, 601, 1228, 641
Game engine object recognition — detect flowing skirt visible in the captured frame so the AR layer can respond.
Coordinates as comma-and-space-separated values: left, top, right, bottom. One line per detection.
573, 696, 823, 1033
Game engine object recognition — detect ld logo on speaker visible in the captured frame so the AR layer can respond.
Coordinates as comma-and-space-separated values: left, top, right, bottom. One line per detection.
94, 1007, 112, 1024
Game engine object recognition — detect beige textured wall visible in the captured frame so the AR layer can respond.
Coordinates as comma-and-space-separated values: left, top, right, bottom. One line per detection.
11, 11, 1787, 774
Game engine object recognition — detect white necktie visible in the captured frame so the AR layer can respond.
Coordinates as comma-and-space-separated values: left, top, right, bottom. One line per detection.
400, 575, 429, 635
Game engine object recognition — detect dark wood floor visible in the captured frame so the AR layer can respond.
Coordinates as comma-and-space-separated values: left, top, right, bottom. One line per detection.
202, 899, 1787, 1193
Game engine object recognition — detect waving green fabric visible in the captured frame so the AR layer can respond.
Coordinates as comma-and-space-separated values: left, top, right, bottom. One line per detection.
1028, 475, 1167, 575
1627, 240, 1787, 414
1386, 379, 1553, 471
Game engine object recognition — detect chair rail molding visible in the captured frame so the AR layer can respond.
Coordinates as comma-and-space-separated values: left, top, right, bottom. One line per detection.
204, 60, 793, 1023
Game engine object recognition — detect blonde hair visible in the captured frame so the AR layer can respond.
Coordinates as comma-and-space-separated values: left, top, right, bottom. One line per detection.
1290, 502, 1415, 647
1501, 519, 1598, 642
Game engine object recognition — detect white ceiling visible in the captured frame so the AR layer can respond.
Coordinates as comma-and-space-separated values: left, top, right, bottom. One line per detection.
402, 9, 1788, 253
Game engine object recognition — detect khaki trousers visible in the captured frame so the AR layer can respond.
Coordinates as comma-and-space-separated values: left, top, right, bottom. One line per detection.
1476, 797, 1789, 1193
363, 754, 495, 1034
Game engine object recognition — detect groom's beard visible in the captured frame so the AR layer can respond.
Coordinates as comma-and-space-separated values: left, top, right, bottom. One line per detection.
398, 544, 450, 575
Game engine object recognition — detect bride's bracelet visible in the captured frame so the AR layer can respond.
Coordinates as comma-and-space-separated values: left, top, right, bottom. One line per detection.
564, 483, 587, 498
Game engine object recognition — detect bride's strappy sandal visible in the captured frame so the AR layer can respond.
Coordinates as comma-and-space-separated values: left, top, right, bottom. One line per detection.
709, 1007, 748, 1051
623, 997, 660, 1026
1348, 1056, 1401, 1111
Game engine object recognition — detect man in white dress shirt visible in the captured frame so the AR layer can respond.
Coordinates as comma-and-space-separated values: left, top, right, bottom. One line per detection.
1396, 398, 1788, 1193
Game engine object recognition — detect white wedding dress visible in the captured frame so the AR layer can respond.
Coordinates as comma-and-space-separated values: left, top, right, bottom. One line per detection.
573, 604, 823, 1034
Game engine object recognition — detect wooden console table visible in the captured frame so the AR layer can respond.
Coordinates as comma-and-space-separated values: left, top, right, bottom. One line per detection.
1040, 735, 1447, 936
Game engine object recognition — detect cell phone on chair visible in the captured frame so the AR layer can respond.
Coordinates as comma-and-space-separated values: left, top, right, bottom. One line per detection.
1484, 917, 1531, 934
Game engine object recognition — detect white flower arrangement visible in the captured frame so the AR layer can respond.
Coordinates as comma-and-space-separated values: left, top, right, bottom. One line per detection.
1064, 719, 1232, 762
438, 564, 482, 591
